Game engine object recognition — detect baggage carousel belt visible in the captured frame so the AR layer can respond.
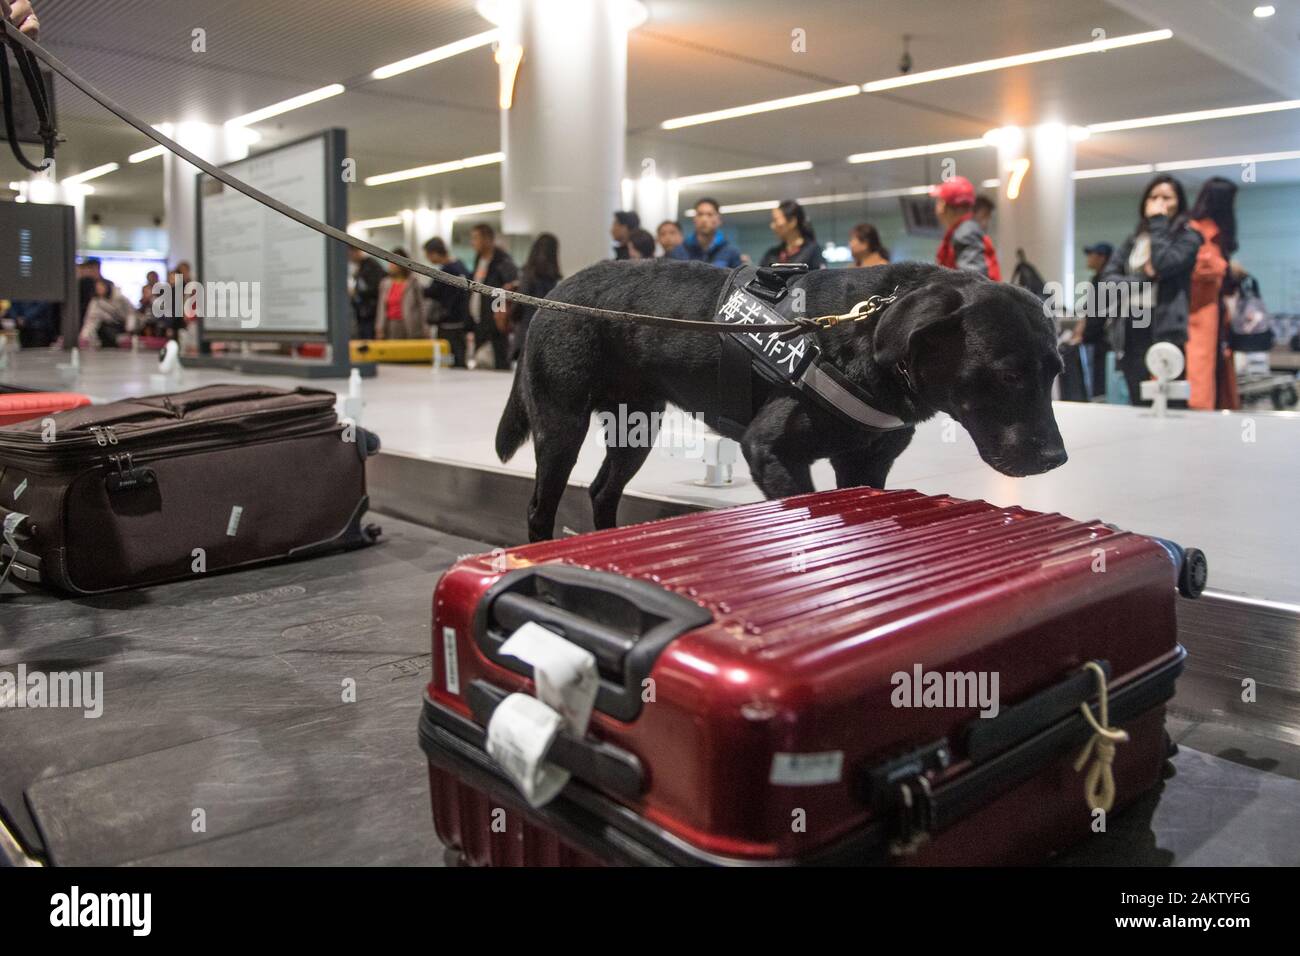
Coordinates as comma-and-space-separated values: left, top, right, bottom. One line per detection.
0, 516, 487, 866
2, 516, 1299, 866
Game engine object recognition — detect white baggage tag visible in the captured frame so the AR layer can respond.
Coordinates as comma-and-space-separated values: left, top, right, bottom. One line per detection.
486, 622, 600, 808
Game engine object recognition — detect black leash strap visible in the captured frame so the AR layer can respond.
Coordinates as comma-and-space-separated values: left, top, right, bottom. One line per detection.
0, 19, 55, 172
0, 19, 812, 337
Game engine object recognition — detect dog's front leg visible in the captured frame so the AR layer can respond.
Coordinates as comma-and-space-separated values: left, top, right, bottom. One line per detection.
740, 397, 818, 499
829, 428, 915, 489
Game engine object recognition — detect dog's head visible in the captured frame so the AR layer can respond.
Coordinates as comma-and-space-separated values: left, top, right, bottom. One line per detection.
874, 279, 1067, 477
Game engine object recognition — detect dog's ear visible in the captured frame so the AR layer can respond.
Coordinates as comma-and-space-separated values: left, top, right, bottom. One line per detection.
872, 283, 966, 367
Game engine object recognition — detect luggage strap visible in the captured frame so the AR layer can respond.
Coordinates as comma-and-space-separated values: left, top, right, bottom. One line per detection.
710, 264, 909, 434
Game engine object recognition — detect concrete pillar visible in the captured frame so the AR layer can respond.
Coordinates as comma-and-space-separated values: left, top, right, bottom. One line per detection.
993, 122, 1078, 292
499, 0, 629, 271
163, 122, 250, 271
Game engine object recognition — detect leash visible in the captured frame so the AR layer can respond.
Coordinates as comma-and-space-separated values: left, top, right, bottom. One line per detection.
0, 20, 896, 338
0, 15, 56, 172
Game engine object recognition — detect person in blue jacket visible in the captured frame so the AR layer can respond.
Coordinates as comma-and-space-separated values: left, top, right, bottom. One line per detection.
668, 198, 743, 268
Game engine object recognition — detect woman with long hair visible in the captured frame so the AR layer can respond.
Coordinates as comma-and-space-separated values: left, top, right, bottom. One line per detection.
761, 199, 824, 269
1186, 177, 1240, 410
512, 232, 562, 361
1099, 174, 1202, 406
848, 222, 889, 267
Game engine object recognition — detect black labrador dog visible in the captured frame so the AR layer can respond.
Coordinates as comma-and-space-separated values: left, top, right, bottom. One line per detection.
497, 258, 1066, 542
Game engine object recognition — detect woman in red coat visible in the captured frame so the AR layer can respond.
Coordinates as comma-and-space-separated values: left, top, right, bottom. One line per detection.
1186, 177, 1240, 410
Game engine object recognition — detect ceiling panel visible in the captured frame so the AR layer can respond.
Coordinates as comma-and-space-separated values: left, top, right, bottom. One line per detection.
3, 0, 1295, 227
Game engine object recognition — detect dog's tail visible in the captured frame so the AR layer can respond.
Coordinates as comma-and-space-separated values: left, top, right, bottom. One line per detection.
495, 367, 531, 463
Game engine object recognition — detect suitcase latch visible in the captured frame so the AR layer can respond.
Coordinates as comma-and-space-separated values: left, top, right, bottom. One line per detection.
104, 452, 156, 492
866, 739, 951, 857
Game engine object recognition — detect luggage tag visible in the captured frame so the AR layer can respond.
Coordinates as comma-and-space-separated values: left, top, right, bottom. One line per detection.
486, 621, 599, 808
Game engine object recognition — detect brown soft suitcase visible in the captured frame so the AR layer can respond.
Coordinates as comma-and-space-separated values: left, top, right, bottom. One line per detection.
0, 384, 381, 594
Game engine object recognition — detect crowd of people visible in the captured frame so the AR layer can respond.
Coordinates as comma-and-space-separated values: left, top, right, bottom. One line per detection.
2, 257, 195, 350
1073, 173, 1255, 410
345, 180, 1006, 372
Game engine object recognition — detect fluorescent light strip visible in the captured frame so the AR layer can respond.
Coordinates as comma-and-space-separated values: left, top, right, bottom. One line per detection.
712, 185, 931, 216
444, 200, 505, 217
1156, 149, 1300, 172
63, 162, 120, 185
675, 161, 812, 187
226, 84, 346, 128
364, 152, 504, 187
848, 138, 986, 164
1087, 99, 1300, 134
1074, 150, 1300, 180
348, 216, 403, 232
129, 145, 166, 164
661, 86, 859, 131
371, 30, 499, 79
1073, 164, 1155, 180
863, 29, 1172, 93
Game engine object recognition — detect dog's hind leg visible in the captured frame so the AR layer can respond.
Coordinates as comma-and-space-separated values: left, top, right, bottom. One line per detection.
589, 401, 662, 530
527, 408, 590, 542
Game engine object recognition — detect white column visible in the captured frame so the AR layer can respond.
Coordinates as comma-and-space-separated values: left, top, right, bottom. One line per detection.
499, 0, 629, 271
163, 122, 250, 270
993, 122, 1078, 292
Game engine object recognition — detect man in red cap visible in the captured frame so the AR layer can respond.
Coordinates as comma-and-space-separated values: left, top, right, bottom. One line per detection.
931, 176, 1001, 280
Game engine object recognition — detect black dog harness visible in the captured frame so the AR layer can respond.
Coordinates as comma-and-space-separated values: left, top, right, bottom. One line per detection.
710, 264, 909, 435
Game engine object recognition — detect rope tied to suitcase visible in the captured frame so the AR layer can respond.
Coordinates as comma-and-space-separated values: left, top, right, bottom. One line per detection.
1072, 661, 1130, 813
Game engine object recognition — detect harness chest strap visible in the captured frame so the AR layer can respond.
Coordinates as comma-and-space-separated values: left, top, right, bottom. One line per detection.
712, 265, 909, 433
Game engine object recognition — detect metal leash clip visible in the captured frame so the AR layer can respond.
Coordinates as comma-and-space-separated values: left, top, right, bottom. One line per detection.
811, 286, 901, 329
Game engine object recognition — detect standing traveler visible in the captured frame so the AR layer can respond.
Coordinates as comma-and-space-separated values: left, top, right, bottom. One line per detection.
1187, 177, 1240, 410
761, 199, 824, 269
1100, 174, 1202, 407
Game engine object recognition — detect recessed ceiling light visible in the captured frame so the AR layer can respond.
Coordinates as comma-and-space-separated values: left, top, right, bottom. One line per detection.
226, 84, 346, 128
862, 29, 1172, 93
1253, 5, 1276, 18
848, 139, 985, 164
675, 161, 813, 186
62, 162, 120, 185
128, 145, 167, 164
364, 152, 504, 187
371, 31, 498, 80
1087, 99, 1300, 133
662, 87, 860, 131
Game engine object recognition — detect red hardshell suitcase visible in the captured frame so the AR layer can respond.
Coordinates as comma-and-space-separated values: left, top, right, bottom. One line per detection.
419, 487, 1200, 866
0, 391, 92, 426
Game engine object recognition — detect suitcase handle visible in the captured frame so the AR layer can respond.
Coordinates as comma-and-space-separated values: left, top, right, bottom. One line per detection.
962, 660, 1111, 764
473, 564, 713, 722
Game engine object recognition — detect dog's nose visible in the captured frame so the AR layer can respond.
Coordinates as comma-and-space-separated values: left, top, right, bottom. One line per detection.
1039, 446, 1068, 469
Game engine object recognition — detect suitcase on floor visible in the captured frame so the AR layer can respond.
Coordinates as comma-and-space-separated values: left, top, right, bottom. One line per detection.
0, 384, 382, 593
349, 338, 450, 365
0, 391, 92, 426
419, 487, 1203, 866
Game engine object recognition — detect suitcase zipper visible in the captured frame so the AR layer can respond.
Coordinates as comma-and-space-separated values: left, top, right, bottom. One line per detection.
1, 410, 340, 473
